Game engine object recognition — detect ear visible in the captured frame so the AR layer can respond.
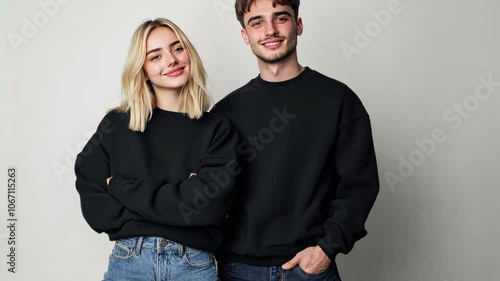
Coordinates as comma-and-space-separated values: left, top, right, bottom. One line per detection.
241, 28, 250, 45
296, 17, 303, 36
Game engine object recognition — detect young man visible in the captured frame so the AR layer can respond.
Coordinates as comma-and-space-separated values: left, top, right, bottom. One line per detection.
212, 1, 379, 280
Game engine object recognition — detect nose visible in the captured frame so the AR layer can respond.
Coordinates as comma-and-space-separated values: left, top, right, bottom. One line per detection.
164, 52, 178, 67
265, 21, 278, 37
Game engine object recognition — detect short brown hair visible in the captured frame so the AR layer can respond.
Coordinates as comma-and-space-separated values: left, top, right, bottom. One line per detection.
235, 0, 300, 28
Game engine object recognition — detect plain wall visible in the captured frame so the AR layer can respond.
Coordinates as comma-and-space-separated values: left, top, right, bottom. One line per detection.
1, 0, 499, 280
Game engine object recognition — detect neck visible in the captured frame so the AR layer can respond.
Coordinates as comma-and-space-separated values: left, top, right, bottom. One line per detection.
154, 89, 184, 112
257, 53, 304, 82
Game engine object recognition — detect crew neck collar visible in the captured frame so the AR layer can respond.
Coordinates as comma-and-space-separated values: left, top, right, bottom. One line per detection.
252, 67, 314, 89
153, 107, 192, 122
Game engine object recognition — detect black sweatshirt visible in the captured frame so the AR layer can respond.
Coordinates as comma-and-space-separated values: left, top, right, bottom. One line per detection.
211, 67, 379, 265
74, 108, 239, 252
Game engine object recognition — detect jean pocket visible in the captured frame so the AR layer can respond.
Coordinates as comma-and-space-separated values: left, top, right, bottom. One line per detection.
296, 265, 333, 279
110, 242, 134, 260
184, 247, 214, 268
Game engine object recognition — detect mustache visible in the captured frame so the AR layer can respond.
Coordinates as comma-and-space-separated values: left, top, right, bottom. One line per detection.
258, 36, 286, 44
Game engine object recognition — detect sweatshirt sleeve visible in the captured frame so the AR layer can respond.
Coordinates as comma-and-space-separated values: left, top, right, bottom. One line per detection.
74, 114, 140, 234
106, 118, 240, 227
317, 94, 380, 260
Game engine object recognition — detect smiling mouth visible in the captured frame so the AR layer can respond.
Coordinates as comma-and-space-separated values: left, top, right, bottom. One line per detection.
264, 41, 282, 46
260, 37, 285, 48
164, 67, 185, 77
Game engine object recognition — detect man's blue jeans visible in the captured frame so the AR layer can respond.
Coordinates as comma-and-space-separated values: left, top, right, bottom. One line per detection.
218, 261, 338, 281
102, 237, 217, 281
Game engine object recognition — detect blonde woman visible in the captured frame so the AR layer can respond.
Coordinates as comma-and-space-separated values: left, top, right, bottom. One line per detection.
75, 18, 239, 280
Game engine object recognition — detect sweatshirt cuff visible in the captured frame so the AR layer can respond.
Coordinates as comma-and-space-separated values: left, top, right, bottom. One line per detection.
317, 236, 341, 261
106, 176, 128, 200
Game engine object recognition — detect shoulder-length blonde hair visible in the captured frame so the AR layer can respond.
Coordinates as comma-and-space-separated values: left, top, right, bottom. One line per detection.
113, 18, 212, 132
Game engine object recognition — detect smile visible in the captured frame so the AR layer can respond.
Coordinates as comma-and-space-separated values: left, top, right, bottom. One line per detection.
164, 67, 185, 77
261, 39, 284, 49
265, 41, 281, 46
262, 38, 284, 44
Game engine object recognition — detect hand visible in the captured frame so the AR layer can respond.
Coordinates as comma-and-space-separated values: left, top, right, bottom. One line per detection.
281, 246, 331, 274
189, 173, 197, 178
106, 176, 113, 185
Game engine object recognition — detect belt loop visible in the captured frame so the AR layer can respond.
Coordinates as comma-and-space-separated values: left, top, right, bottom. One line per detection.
179, 243, 185, 257
135, 237, 144, 256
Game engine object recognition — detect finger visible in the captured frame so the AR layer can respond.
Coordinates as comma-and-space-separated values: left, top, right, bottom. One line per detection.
282, 255, 301, 270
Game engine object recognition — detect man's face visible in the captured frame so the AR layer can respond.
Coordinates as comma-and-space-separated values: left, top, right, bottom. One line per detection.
241, 0, 303, 65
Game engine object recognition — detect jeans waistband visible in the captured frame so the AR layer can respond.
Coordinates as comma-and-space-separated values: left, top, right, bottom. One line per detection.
115, 236, 185, 256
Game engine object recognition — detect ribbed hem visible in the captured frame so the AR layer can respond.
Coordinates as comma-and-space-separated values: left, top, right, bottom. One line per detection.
215, 252, 295, 266
317, 237, 340, 262
107, 220, 224, 253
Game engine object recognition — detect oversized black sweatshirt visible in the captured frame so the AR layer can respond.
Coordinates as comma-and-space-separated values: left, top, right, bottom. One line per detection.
74, 108, 239, 252
211, 67, 379, 265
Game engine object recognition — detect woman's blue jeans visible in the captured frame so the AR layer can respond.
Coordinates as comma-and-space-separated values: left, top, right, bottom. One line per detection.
102, 237, 217, 281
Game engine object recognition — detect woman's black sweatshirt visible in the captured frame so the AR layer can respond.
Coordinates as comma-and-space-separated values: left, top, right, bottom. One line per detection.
75, 108, 239, 252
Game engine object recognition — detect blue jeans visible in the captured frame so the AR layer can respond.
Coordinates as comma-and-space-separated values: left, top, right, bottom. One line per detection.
218, 261, 337, 281
102, 237, 217, 281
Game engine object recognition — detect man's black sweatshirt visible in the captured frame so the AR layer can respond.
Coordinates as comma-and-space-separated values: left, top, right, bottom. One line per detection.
211, 67, 379, 265
75, 108, 239, 252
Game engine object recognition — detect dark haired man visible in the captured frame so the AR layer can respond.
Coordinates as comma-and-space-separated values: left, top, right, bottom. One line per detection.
212, 1, 379, 280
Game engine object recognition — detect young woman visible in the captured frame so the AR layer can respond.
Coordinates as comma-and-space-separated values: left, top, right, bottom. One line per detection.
75, 18, 239, 280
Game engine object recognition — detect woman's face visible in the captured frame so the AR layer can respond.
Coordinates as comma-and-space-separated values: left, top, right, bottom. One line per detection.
143, 27, 190, 95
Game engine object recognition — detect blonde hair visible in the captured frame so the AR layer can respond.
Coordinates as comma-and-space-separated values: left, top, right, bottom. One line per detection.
113, 18, 212, 132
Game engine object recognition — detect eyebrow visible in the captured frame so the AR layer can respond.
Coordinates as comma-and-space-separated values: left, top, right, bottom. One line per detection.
247, 11, 293, 26
146, 40, 181, 56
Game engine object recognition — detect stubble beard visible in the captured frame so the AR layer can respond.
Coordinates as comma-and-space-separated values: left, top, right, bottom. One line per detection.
252, 39, 297, 65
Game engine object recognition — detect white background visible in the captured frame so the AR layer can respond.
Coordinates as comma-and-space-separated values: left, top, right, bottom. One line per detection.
1, 0, 499, 280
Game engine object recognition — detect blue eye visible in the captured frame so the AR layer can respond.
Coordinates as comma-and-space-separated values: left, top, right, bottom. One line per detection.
151, 55, 160, 61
